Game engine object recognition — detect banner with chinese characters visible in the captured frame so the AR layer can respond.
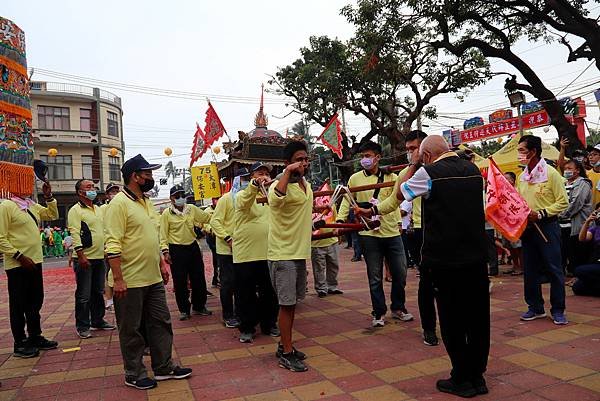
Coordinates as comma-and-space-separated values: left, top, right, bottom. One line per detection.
485, 158, 530, 241
191, 164, 221, 200
461, 110, 549, 143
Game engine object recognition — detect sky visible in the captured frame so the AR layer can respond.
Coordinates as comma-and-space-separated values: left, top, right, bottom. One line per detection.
4, 0, 600, 187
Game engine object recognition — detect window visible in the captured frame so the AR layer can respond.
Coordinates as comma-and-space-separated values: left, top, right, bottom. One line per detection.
38, 106, 70, 130
107, 111, 119, 137
109, 156, 120, 181
82, 155, 93, 179
40, 155, 73, 180
80, 108, 91, 131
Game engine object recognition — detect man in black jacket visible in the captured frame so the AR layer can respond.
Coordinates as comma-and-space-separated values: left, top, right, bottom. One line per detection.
356, 135, 490, 398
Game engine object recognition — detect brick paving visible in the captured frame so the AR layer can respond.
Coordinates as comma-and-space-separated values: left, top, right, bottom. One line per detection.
0, 248, 599, 401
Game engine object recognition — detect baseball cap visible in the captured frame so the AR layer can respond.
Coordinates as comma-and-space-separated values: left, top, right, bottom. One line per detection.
234, 167, 250, 177
105, 182, 119, 193
170, 185, 185, 196
121, 154, 162, 180
250, 161, 273, 172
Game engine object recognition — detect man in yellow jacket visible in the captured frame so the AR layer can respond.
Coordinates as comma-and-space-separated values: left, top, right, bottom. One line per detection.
68, 179, 116, 339
160, 184, 212, 321
233, 164, 279, 344
0, 181, 59, 358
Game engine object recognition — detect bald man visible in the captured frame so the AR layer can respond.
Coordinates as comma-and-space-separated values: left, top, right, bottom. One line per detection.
356, 135, 490, 398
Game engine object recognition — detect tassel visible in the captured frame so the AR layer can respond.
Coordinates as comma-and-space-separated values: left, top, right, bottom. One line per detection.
0, 161, 34, 198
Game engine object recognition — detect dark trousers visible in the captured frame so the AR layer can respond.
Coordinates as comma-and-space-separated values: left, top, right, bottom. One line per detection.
114, 282, 174, 379
486, 229, 498, 275
352, 232, 362, 259
169, 242, 207, 314
218, 254, 240, 320
359, 235, 407, 317
205, 234, 219, 285
74, 258, 106, 331
522, 220, 566, 315
6, 264, 44, 343
573, 264, 600, 296
401, 231, 414, 267
413, 228, 436, 332
431, 264, 490, 383
234, 260, 278, 334
566, 235, 591, 275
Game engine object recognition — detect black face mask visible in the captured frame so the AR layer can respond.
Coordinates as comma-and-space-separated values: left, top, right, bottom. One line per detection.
138, 177, 155, 193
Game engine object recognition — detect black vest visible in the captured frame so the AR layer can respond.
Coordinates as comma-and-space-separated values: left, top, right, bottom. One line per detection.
421, 156, 487, 269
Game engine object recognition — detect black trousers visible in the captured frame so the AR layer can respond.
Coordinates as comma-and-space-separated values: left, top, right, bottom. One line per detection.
6, 264, 44, 343
168, 242, 207, 314
431, 264, 490, 383
218, 254, 240, 320
413, 229, 437, 332
205, 234, 219, 285
234, 260, 278, 334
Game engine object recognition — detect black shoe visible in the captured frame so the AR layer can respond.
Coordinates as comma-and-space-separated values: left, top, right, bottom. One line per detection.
154, 366, 193, 381
262, 326, 280, 337
276, 343, 306, 360
125, 376, 157, 390
279, 352, 308, 372
13, 340, 39, 358
327, 289, 344, 295
91, 321, 116, 331
423, 331, 439, 346
351, 257, 361, 262
471, 376, 489, 395
317, 291, 327, 298
436, 378, 477, 398
192, 307, 213, 316
32, 336, 58, 350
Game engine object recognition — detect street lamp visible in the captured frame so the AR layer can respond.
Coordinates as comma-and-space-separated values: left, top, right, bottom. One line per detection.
505, 84, 526, 137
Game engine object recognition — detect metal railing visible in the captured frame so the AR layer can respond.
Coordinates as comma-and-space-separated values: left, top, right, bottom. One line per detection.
30, 81, 122, 106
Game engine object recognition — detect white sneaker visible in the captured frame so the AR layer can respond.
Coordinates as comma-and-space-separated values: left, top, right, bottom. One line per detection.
372, 316, 385, 327
391, 310, 414, 322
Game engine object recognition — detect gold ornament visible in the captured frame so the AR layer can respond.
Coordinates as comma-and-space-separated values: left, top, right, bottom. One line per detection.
496, 137, 503, 144
7, 141, 18, 150
109, 147, 118, 157
212, 146, 221, 154
164, 147, 173, 156
48, 148, 58, 157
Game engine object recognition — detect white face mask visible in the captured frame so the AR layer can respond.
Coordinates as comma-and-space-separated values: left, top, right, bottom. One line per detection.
174, 198, 186, 207
407, 152, 412, 164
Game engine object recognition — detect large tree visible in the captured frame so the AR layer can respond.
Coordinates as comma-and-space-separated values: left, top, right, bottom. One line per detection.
272, 9, 491, 166
387, 0, 595, 151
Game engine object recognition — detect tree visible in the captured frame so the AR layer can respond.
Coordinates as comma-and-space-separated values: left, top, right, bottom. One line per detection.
164, 161, 176, 185
272, 8, 491, 170
388, 0, 591, 152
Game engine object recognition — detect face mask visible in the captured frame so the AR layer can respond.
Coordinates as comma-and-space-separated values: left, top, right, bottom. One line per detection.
517, 153, 530, 164
595, 161, 600, 168
84, 190, 97, 201
563, 171, 574, 180
406, 152, 412, 164
138, 177, 155, 193
174, 198, 186, 207
360, 157, 374, 170
574, 156, 585, 163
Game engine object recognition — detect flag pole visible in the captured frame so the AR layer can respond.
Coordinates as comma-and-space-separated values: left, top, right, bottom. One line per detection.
533, 222, 549, 243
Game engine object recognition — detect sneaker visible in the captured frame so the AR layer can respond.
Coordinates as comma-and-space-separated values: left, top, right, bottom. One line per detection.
239, 332, 254, 343
192, 307, 212, 316
391, 310, 414, 322
372, 315, 385, 327
317, 291, 327, 298
436, 378, 477, 398
327, 288, 344, 295
552, 312, 569, 325
351, 257, 361, 262
91, 321, 116, 331
263, 326, 280, 337
471, 376, 489, 395
224, 318, 240, 328
423, 331, 439, 346
77, 330, 92, 339
520, 310, 546, 321
154, 366, 193, 381
179, 312, 191, 321
276, 343, 306, 360
32, 336, 58, 350
278, 352, 308, 372
125, 376, 157, 390
13, 340, 39, 358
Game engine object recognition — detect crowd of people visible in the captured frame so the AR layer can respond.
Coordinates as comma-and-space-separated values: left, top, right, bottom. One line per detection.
1, 133, 600, 398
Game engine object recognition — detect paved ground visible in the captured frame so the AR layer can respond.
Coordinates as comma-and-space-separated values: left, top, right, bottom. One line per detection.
0, 248, 599, 401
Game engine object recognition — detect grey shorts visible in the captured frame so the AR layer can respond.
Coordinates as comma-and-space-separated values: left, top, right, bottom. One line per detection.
268, 260, 307, 306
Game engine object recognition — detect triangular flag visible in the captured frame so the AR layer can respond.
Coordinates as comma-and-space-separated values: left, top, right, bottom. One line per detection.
190, 122, 207, 167
319, 114, 343, 159
204, 102, 227, 148
485, 158, 531, 241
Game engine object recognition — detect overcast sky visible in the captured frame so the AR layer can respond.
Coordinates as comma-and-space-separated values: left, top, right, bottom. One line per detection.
4, 0, 600, 185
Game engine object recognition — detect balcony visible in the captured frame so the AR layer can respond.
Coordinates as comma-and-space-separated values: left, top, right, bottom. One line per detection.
30, 81, 122, 108
33, 130, 98, 145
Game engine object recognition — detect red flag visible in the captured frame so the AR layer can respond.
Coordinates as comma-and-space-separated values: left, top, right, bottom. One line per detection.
204, 102, 227, 148
190, 122, 207, 167
485, 158, 530, 242
318, 114, 343, 159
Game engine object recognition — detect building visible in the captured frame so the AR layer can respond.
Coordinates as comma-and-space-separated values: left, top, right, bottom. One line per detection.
30, 81, 125, 226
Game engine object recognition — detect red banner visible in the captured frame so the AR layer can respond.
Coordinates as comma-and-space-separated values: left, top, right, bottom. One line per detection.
461, 110, 549, 143
204, 102, 227, 148
485, 158, 531, 242
189, 123, 207, 167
